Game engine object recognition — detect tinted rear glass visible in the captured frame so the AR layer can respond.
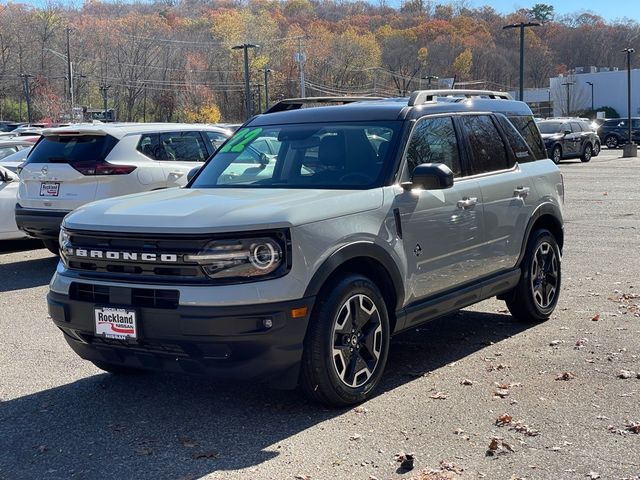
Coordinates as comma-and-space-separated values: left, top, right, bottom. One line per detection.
25, 134, 118, 165
510, 116, 547, 160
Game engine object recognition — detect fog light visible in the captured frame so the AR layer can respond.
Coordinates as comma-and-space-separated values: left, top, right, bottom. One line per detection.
263, 319, 273, 329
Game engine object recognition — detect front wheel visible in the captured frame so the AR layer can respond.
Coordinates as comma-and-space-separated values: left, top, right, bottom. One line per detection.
592, 141, 601, 156
300, 274, 390, 407
551, 145, 562, 164
581, 144, 592, 162
605, 135, 619, 149
506, 229, 561, 323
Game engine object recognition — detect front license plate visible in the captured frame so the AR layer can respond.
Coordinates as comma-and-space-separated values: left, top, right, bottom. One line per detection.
94, 307, 137, 340
40, 182, 60, 197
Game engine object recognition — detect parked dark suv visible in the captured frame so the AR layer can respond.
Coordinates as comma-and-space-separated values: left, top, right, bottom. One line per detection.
598, 118, 640, 149
537, 118, 600, 163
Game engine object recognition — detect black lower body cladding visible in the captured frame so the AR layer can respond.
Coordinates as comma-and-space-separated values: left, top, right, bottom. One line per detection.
47, 289, 315, 389
15, 204, 68, 239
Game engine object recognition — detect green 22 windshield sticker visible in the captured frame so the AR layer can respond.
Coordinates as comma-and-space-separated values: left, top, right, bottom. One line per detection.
219, 127, 263, 153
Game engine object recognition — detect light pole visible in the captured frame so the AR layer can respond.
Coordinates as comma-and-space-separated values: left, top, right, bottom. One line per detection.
423, 75, 439, 89
99, 83, 111, 120
232, 43, 259, 119
503, 21, 541, 101
65, 27, 73, 113
562, 81, 574, 116
263, 68, 272, 109
622, 47, 637, 157
548, 89, 552, 117
586, 81, 594, 112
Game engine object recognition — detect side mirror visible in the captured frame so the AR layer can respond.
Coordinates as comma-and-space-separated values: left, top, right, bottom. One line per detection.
563, 129, 572, 135
187, 166, 200, 183
402, 163, 454, 191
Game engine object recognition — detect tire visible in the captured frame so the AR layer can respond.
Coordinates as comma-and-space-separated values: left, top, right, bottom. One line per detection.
581, 144, 592, 162
505, 229, 561, 323
593, 141, 601, 156
91, 360, 145, 375
42, 239, 60, 256
605, 135, 619, 149
300, 274, 390, 407
551, 145, 562, 164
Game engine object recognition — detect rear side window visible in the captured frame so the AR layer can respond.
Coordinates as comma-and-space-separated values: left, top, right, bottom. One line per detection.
138, 132, 209, 162
405, 116, 461, 177
508, 116, 547, 160
205, 131, 229, 151
459, 115, 511, 174
25, 134, 118, 165
495, 115, 534, 163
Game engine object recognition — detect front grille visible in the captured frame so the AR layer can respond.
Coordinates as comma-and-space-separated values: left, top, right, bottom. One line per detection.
63, 231, 210, 283
82, 334, 187, 356
69, 282, 180, 309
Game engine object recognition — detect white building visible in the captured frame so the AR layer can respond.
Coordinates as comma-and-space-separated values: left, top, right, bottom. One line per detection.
516, 68, 640, 118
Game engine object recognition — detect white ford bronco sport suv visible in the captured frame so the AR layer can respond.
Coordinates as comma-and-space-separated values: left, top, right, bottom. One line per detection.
48, 91, 564, 406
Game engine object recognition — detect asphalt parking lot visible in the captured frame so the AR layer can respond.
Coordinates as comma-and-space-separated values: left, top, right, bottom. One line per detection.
0, 149, 638, 480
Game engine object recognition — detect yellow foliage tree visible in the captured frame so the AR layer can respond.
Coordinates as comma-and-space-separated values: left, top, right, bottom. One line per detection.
184, 104, 222, 123
452, 48, 473, 80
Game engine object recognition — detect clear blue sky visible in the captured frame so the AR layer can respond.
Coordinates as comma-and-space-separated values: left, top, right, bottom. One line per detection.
388, 0, 640, 22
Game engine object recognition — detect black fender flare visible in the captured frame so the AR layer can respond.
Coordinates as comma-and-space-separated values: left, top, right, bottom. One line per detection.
516, 202, 564, 267
303, 241, 405, 310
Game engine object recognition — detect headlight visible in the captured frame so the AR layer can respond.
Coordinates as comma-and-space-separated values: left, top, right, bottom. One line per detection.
184, 236, 287, 280
59, 227, 71, 266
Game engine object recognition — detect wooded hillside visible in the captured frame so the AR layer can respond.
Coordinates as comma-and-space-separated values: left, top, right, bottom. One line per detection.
0, 0, 637, 122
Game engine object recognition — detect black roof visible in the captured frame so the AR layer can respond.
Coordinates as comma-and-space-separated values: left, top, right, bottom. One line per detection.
248, 91, 534, 126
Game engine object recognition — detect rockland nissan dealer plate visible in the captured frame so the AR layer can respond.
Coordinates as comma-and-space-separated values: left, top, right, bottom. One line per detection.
94, 307, 137, 340
40, 182, 60, 197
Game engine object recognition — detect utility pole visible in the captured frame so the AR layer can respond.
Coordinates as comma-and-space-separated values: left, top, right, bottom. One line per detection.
297, 36, 306, 97
65, 27, 74, 117
562, 81, 574, 116
19, 74, 34, 124
99, 83, 110, 120
586, 81, 594, 112
263, 68, 272, 109
232, 43, 259, 119
622, 47, 637, 157
503, 22, 541, 102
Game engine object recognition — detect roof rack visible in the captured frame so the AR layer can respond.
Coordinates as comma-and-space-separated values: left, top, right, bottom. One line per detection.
408, 89, 512, 106
264, 96, 384, 114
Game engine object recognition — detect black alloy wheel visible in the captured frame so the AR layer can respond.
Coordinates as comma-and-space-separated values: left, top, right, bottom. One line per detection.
300, 274, 390, 407
581, 144, 592, 162
552, 145, 562, 164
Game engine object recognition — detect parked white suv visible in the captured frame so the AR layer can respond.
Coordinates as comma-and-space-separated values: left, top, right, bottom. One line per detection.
15, 123, 232, 252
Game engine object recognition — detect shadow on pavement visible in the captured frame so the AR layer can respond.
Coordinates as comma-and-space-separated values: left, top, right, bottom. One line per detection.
0, 309, 534, 479
0, 255, 58, 292
0, 238, 44, 254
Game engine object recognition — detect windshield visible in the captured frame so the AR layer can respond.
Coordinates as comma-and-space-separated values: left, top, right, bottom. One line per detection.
190, 122, 401, 189
537, 122, 565, 134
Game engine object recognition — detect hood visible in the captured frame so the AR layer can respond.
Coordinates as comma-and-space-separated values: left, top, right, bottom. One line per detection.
63, 187, 384, 234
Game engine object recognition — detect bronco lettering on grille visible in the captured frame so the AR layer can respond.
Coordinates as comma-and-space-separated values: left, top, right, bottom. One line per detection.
65, 248, 179, 263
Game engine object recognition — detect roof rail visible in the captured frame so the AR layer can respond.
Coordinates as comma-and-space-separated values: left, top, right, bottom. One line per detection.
408, 89, 513, 106
264, 96, 384, 114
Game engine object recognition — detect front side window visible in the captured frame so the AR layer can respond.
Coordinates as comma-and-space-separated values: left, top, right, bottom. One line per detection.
459, 115, 510, 175
405, 116, 461, 177
191, 122, 400, 189
570, 122, 582, 132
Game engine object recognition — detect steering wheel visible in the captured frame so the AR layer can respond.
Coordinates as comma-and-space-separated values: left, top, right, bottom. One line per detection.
339, 172, 374, 184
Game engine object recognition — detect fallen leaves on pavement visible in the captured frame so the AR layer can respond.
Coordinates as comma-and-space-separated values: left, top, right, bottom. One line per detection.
556, 371, 577, 381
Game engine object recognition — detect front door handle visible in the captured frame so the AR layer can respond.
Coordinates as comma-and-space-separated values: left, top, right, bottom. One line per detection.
513, 186, 530, 198
168, 171, 185, 178
457, 197, 478, 210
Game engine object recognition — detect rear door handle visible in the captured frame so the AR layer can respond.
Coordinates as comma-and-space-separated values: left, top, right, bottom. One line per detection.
457, 197, 478, 210
513, 186, 530, 198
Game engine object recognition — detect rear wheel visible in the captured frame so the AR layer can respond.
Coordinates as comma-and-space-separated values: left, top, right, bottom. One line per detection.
42, 239, 60, 256
300, 274, 390, 407
551, 145, 562, 164
605, 135, 619, 149
581, 144, 593, 162
506, 229, 561, 323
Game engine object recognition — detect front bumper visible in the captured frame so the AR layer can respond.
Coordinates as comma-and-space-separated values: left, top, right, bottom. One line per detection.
48, 289, 315, 388
15, 204, 68, 239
